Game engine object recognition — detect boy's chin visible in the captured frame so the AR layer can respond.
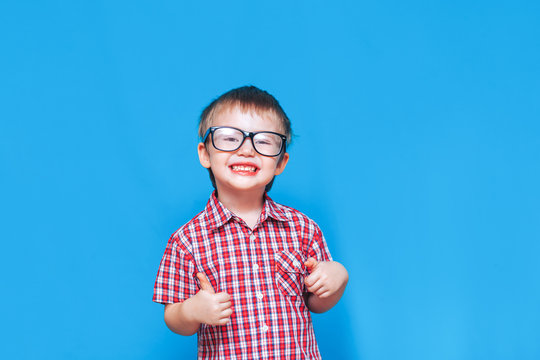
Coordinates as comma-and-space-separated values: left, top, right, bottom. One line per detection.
218, 182, 269, 194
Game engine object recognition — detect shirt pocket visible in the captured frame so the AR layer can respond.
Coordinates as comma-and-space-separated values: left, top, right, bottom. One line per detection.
274, 250, 305, 297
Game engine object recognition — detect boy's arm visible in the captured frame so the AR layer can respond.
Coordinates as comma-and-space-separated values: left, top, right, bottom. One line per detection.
304, 259, 348, 313
164, 273, 233, 336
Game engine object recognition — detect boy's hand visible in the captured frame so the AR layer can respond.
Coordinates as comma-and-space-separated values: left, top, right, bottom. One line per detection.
304, 258, 348, 299
192, 273, 233, 326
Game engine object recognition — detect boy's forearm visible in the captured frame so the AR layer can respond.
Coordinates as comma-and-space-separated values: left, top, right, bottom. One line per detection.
164, 298, 201, 336
305, 282, 346, 313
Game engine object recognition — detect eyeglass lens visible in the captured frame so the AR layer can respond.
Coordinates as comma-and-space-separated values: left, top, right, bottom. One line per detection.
212, 127, 283, 156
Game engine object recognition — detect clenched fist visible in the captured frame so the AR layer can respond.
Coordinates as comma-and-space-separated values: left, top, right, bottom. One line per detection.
304, 258, 348, 299
192, 273, 233, 326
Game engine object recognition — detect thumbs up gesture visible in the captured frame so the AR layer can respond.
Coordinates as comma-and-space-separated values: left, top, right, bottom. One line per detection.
304, 258, 348, 299
192, 273, 233, 326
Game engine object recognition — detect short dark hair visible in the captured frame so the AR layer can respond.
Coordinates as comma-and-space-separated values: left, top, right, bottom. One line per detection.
198, 86, 292, 192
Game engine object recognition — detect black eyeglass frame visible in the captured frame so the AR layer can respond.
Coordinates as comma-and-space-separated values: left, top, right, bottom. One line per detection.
202, 126, 287, 157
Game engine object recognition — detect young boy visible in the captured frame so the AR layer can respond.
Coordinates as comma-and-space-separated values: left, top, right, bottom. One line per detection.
153, 86, 348, 359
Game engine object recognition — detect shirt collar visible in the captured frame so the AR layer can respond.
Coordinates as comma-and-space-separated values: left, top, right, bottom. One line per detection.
204, 191, 235, 231
204, 191, 290, 231
260, 193, 290, 223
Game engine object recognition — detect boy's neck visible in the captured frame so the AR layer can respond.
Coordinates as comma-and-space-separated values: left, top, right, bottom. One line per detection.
216, 188, 265, 229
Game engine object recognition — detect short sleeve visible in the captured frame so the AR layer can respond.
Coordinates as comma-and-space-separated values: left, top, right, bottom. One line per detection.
153, 234, 198, 304
307, 223, 333, 263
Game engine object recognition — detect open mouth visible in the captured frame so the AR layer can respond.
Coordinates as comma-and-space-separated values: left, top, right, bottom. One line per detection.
230, 164, 259, 174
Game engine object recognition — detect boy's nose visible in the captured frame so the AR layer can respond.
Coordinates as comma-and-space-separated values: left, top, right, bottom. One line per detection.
237, 137, 256, 156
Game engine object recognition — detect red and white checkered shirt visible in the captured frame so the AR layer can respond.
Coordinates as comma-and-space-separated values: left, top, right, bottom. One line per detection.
153, 192, 332, 359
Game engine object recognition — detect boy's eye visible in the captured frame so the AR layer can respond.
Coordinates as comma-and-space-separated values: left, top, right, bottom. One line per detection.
223, 136, 240, 142
254, 134, 279, 146
255, 139, 272, 145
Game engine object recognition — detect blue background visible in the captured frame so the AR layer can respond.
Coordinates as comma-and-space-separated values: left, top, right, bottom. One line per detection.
1, 1, 539, 359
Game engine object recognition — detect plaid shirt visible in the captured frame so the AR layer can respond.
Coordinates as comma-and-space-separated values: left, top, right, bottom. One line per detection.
153, 192, 332, 359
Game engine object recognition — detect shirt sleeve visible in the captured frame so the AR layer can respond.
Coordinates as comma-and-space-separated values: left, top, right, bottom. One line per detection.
306, 222, 333, 263
153, 233, 198, 304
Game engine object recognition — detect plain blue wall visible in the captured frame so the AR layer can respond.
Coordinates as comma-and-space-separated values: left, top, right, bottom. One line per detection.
1, 1, 539, 359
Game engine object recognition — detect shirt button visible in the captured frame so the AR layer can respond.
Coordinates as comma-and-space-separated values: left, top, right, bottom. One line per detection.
253, 263, 259, 271
250, 234, 256, 241
256, 292, 264, 300
293, 260, 301, 268
262, 324, 269, 332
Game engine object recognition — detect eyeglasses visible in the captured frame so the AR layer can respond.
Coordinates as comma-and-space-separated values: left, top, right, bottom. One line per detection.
202, 126, 287, 157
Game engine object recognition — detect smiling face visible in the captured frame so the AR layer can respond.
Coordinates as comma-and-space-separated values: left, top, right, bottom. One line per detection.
198, 105, 289, 199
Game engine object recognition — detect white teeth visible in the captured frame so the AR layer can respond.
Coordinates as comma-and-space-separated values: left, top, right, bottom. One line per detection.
231, 165, 257, 172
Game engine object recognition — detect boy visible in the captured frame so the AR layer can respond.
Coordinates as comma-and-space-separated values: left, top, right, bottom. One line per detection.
153, 86, 348, 359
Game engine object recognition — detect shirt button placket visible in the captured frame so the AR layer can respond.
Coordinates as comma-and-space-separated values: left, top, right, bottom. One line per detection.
249, 231, 266, 335
251, 233, 260, 272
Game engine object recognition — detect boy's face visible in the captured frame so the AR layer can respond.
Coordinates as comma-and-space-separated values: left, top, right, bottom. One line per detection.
198, 105, 289, 197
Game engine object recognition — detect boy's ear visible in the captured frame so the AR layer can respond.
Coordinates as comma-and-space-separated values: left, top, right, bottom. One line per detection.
198, 143, 211, 169
274, 152, 289, 175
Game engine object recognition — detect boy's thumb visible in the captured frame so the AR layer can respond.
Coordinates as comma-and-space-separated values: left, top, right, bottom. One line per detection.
304, 257, 318, 271
197, 272, 215, 294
